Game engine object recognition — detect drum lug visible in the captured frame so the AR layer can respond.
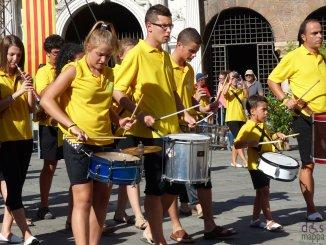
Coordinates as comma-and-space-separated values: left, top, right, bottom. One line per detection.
274, 166, 280, 178
95, 164, 101, 174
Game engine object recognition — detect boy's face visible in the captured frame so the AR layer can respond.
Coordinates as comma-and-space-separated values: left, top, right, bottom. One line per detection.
147, 15, 173, 44
179, 41, 200, 62
47, 48, 60, 66
251, 101, 268, 122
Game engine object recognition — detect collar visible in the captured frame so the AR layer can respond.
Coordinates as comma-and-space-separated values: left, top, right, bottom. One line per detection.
299, 44, 321, 56
139, 39, 161, 53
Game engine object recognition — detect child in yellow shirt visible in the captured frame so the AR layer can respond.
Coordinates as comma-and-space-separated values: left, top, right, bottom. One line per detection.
234, 95, 285, 231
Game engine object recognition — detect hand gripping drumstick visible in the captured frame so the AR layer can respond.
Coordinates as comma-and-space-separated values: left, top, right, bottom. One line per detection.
258, 133, 300, 145
122, 94, 144, 136
66, 136, 126, 140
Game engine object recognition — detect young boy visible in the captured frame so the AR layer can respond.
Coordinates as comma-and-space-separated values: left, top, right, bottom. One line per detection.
234, 95, 285, 231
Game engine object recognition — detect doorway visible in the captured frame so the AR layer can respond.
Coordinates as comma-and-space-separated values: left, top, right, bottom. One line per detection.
227, 44, 257, 77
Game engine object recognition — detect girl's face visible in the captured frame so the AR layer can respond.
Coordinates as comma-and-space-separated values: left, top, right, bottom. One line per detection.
87, 43, 112, 71
7, 45, 22, 71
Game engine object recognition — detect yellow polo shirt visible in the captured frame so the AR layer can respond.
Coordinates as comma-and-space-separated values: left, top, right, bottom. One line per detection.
170, 57, 197, 119
224, 86, 247, 122
59, 56, 114, 146
235, 120, 275, 170
35, 63, 56, 126
268, 45, 326, 115
0, 70, 32, 141
114, 39, 180, 138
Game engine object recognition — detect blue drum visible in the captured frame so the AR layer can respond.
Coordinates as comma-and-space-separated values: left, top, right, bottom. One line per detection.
88, 152, 141, 184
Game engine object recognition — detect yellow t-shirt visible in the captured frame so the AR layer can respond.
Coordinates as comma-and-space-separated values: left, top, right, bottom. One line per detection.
268, 45, 326, 115
114, 39, 180, 138
59, 56, 114, 146
234, 120, 275, 170
35, 63, 56, 126
170, 57, 197, 122
0, 70, 32, 141
225, 86, 247, 122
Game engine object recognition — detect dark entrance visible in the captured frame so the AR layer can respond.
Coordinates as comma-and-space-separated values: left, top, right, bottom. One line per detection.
227, 44, 257, 77
64, 2, 143, 43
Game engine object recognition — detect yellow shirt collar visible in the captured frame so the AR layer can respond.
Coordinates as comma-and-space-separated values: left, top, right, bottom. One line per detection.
139, 39, 161, 53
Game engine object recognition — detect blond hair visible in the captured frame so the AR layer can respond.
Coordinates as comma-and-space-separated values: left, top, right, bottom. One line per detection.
84, 21, 118, 54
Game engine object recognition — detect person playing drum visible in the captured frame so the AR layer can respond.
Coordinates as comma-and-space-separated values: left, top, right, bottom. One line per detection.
267, 19, 326, 222
169, 27, 236, 241
40, 21, 135, 245
234, 95, 286, 231
112, 5, 196, 244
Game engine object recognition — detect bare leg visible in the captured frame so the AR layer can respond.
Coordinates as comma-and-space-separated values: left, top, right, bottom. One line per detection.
89, 182, 111, 245
260, 187, 272, 221
126, 184, 147, 228
39, 160, 57, 207
252, 190, 262, 220
144, 195, 166, 245
197, 188, 215, 232
231, 146, 238, 165
66, 186, 73, 226
115, 185, 129, 219
165, 195, 183, 233
237, 149, 247, 167
10, 208, 33, 241
71, 182, 93, 245
299, 164, 316, 213
0, 181, 14, 238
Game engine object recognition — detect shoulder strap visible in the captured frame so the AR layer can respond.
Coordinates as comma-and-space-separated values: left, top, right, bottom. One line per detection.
231, 90, 244, 110
255, 125, 280, 151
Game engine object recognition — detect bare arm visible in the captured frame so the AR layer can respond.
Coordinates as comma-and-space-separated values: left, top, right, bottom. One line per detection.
267, 79, 297, 109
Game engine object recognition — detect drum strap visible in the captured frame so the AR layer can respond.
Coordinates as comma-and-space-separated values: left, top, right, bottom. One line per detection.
255, 125, 280, 152
231, 91, 245, 110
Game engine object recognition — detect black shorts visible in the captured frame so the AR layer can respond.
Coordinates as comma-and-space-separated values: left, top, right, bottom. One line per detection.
249, 170, 270, 190
292, 115, 313, 165
63, 140, 114, 185
226, 121, 245, 138
39, 125, 63, 161
116, 136, 182, 196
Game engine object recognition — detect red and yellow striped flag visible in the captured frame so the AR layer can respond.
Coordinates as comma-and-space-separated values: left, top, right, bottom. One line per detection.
22, 0, 56, 77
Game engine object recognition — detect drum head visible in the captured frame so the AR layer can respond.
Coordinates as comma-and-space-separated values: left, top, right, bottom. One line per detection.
261, 152, 298, 168
95, 152, 140, 162
166, 133, 210, 141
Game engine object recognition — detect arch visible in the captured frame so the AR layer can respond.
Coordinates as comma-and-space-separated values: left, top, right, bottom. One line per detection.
203, 7, 278, 94
307, 6, 326, 40
56, 0, 146, 38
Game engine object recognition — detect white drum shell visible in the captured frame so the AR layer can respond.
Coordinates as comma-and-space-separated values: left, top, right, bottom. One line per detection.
258, 152, 299, 182
163, 134, 211, 183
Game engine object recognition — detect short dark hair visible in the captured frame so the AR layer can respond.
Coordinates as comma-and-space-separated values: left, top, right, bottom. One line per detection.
297, 19, 321, 45
219, 70, 230, 77
145, 4, 171, 24
246, 95, 268, 115
55, 42, 84, 78
0, 35, 25, 72
43, 34, 64, 53
177, 28, 202, 45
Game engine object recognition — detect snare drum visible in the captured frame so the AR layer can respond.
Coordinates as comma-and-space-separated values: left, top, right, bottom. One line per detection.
312, 113, 326, 164
258, 152, 299, 182
163, 133, 211, 184
88, 152, 141, 184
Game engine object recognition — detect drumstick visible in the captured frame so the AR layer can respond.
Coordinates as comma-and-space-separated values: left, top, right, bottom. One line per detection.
66, 136, 126, 140
156, 104, 200, 121
298, 80, 320, 100
122, 94, 144, 136
258, 140, 281, 145
284, 133, 299, 138
196, 113, 214, 124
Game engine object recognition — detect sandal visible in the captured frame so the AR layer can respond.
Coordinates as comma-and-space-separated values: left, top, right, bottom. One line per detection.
170, 229, 193, 243
250, 219, 266, 228
265, 220, 283, 232
204, 226, 237, 240
113, 211, 133, 224
102, 223, 116, 236
140, 231, 154, 244
135, 216, 148, 230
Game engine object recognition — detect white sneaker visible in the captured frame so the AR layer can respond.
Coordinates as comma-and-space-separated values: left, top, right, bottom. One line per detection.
307, 212, 324, 222
24, 236, 40, 245
230, 163, 243, 168
0, 233, 22, 243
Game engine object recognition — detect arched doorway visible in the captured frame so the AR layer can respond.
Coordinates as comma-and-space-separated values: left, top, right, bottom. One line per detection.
307, 6, 326, 40
63, 2, 143, 43
204, 7, 278, 94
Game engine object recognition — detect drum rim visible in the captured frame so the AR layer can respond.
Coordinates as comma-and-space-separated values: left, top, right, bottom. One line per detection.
260, 153, 299, 169
91, 155, 141, 166
258, 169, 297, 182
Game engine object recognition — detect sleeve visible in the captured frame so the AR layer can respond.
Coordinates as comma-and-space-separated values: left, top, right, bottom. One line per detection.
268, 51, 295, 83
234, 123, 247, 143
114, 49, 139, 93
257, 81, 263, 94
35, 67, 50, 94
